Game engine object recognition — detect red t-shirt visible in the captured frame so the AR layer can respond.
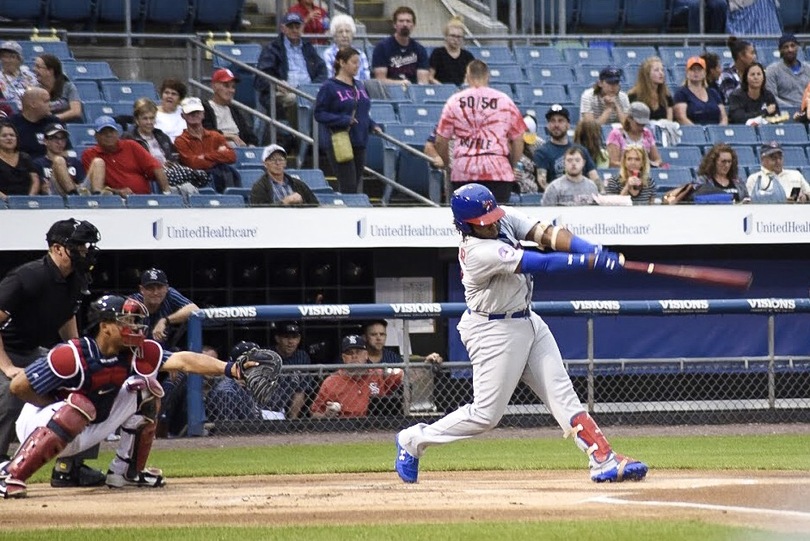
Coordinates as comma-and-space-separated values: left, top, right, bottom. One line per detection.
310, 369, 402, 418
82, 139, 160, 194
287, 3, 329, 44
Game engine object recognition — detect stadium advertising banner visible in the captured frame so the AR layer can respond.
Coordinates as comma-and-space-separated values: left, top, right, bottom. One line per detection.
1, 205, 808, 250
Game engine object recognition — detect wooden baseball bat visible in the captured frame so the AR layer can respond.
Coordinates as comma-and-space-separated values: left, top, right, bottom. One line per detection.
622, 260, 753, 289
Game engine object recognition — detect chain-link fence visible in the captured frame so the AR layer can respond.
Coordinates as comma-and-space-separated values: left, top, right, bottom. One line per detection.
157, 354, 810, 438
171, 299, 810, 438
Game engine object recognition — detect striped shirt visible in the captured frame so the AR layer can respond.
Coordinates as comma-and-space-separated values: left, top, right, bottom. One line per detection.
130, 287, 194, 343
324, 44, 370, 80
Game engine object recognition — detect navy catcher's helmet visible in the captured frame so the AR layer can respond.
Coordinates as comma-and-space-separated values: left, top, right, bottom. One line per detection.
85, 295, 149, 350
229, 340, 260, 363
450, 183, 505, 234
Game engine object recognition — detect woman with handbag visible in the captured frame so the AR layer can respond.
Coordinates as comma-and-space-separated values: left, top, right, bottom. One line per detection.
314, 47, 381, 194
123, 98, 210, 192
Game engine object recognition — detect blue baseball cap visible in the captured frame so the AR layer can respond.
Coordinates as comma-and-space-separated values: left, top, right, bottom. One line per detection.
93, 115, 121, 134
282, 12, 304, 25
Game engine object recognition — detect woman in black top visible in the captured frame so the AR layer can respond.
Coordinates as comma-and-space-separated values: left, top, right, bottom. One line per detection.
428, 17, 474, 86
727, 62, 779, 124
0, 122, 39, 198
627, 56, 673, 121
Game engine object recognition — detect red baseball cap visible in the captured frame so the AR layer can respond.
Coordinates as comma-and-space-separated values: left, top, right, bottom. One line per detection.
212, 68, 239, 83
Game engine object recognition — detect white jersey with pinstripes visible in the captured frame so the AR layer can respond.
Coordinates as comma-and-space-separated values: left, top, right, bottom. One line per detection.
459, 206, 537, 314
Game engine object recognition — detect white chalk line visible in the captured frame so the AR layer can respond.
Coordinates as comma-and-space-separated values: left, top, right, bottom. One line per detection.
588, 494, 810, 521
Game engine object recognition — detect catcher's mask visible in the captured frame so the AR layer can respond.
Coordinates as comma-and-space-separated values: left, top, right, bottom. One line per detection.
86, 295, 149, 353
450, 183, 505, 235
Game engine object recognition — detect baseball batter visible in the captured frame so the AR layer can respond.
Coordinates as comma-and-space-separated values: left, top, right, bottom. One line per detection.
395, 183, 648, 484
435, 60, 526, 202
0, 295, 255, 499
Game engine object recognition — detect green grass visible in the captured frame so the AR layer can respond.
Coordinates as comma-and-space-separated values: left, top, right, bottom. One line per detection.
1, 521, 806, 541
27, 433, 810, 483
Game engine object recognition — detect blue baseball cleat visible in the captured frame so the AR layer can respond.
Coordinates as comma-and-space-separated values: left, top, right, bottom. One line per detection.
590, 453, 648, 483
395, 434, 419, 483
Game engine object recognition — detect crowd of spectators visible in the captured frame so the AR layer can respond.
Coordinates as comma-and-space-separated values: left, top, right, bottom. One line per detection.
2, 1, 810, 207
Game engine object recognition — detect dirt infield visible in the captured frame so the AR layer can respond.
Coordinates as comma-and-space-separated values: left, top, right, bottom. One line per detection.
2, 470, 810, 533
3, 425, 810, 533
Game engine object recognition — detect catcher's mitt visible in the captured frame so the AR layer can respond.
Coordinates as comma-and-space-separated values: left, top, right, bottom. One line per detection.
236, 348, 283, 407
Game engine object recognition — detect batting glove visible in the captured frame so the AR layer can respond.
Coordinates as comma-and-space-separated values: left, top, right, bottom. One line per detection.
593, 250, 625, 273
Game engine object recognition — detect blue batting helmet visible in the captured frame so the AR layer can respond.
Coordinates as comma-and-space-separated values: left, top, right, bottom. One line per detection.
450, 184, 505, 234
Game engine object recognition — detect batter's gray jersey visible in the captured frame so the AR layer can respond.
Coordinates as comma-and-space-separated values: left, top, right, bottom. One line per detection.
460, 206, 540, 314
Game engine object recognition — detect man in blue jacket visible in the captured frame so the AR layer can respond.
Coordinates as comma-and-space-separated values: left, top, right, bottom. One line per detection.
254, 11, 328, 146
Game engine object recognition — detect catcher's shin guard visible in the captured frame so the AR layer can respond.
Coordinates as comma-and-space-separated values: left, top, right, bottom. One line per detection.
567, 412, 647, 483
106, 379, 164, 489
2, 394, 96, 498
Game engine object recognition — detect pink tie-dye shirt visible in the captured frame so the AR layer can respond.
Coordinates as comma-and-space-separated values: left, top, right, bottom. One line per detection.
437, 86, 526, 182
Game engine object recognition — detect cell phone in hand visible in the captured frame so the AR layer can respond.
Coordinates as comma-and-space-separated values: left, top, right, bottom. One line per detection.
789, 187, 801, 201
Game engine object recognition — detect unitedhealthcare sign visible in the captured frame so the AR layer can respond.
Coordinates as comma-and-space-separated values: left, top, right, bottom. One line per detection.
151, 219, 258, 241
743, 213, 810, 236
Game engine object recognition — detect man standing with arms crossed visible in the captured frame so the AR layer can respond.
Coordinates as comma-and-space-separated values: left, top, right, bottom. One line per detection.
435, 60, 526, 203
0, 218, 105, 487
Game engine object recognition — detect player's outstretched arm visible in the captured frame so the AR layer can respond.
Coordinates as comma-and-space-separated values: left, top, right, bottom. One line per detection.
518, 249, 623, 274
162, 351, 242, 379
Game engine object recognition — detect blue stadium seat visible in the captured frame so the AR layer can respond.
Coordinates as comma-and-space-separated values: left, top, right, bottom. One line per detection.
101, 81, 158, 103
223, 187, 252, 204
465, 46, 515, 65
758, 124, 809, 146
65, 194, 126, 209
127, 194, 185, 208
145, 0, 192, 26
706, 125, 758, 146
704, 46, 733, 64
48, 0, 95, 23
286, 169, 333, 193
490, 83, 517, 100
576, 0, 622, 31
95, 0, 146, 31
188, 194, 245, 208
513, 46, 564, 65
212, 43, 262, 69
316, 193, 373, 207
383, 124, 434, 147
780, 0, 807, 32
233, 147, 263, 168
623, 0, 670, 32
678, 125, 707, 146
369, 102, 398, 125
660, 147, 702, 168
563, 47, 612, 66
651, 167, 693, 190
194, 0, 245, 30
486, 65, 526, 86
74, 81, 102, 101
0, 198, 6, 209
0, 1, 45, 24
67, 124, 98, 147
398, 104, 445, 125
19, 40, 72, 61
732, 146, 758, 167
409, 84, 457, 104
611, 46, 658, 66
6, 195, 65, 209
573, 65, 604, 84
83, 101, 133, 122
63, 61, 118, 81
657, 46, 703, 67
781, 146, 810, 167
236, 168, 264, 189
518, 192, 543, 205
527, 67, 576, 86
515, 85, 569, 105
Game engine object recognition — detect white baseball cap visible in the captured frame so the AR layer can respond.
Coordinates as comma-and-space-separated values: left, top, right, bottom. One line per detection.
261, 144, 287, 161
180, 97, 204, 114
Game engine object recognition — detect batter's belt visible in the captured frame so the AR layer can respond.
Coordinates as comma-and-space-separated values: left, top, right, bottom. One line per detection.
467, 308, 530, 320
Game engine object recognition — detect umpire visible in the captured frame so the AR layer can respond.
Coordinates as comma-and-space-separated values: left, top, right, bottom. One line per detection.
0, 218, 103, 487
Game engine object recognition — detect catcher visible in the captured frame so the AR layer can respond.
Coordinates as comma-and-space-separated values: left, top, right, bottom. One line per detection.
0, 294, 281, 499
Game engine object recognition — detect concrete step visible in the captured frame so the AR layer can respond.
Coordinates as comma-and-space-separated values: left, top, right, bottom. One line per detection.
354, 0, 385, 19
362, 19, 393, 35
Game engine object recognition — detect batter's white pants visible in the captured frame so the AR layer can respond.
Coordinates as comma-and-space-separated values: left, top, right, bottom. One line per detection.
399, 311, 584, 458
16, 386, 138, 459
